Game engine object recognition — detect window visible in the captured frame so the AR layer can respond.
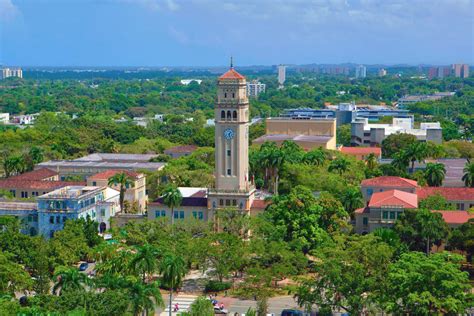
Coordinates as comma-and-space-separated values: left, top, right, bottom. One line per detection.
227, 149, 231, 156
179, 211, 184, 219
63, 216, 67, 223
49, 216, 54, 224
225, 199, 231, 206
219, 199, 224, 206
382, 211, 388, 219
92, 181, 97, 186
232, 199, 237, 206
9, 190, 16, 197
50, 230, 55, 238
21, 191, 28, 198
367, 188, 373, 197
227, 169, 231, 175
389, 212, 396, 220
161, 210, 166, 217
363, 217, 368, 225
192, 211, 197, 218
198, 211, 203, 220
227, 111, 231, 120
457, 203, 465, 210
32, 192, 38, 197
221, 111, 225, 120
174, 212, 179, 219
232, 93, 235, 98
101, 209, 105, 217
233, 111, 237, 120
56, 216, 60, 224
224, 93, 227, 98
33, 215, 38, 222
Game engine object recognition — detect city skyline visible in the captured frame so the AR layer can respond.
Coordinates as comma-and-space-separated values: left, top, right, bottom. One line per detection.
1, 0, 473, 67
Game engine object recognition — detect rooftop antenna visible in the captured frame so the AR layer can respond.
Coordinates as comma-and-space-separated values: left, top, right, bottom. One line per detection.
230, 56, 233, 69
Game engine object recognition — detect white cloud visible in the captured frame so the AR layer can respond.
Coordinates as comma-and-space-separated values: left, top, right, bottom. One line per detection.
115, 0, 179, 11
0, 0, 20, 22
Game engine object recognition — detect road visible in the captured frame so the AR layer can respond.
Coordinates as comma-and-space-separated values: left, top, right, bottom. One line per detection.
222, 295, 304, 315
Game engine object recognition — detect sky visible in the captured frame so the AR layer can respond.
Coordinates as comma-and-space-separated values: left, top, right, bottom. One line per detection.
0, 0, 473, 67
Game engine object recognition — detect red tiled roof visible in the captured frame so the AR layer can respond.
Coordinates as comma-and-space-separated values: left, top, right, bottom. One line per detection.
369, 189, 418, 208
362, 176, 419, 188
432, 210, 474, 225
417, 187, 474, 201
164, 145, 198, 154
88, 169, 141, 181
251, 199, 270, 210
340, 147, 382, 155
0, 180, 85, 190
219, 68, 245, 80
9, 168, 58, 181
355, 207, 368, 214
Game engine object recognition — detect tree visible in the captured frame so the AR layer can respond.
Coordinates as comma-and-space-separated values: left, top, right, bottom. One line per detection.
128, 279, 164, 316
418, 193, 455, 210
159, 253, 187, 316
364, 153, 378, 171
381, 252, 473, 315
130, 244, 160, 283
381, 133, 417, 158
448, 220, 474, 262
162, 185, 183, 226
394, 209, 449, 254
108, 172, 135, 213
0, 252, 32, 295
391, 149, 409, 172
405, 142, 428, 173
295, 235, 393, 315
462, 160, 474, 187
303, 148, 326, 166
188, 296, 214, 316
336, 124, 351, 146
265, 186, 330, 253
424, 162, 446, 187
340, 186, 364, 217
52, 266, 91, 296
328, 157, 349, 175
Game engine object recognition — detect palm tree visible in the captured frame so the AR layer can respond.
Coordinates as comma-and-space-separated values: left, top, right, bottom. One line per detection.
162, 186, 183, 225
108, 172, 135, 213
365, 153, 378, 171
424, 162, 446, 187
52, 267, 91, 295
303, 148, 326, 166
268, 148, 284, 194
462, 161, 474, 187
128, 279, 164, 316
130, 244, 161, 283
328, 157, 350, 175
159, 254, 187, 316
340, 187, 364, 216
405, 142, 428, 173
391, 149, 409, 172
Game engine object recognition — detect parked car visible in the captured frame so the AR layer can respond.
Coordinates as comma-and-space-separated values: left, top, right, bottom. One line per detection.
78, 262, 89, 271
281, 310, 304, 316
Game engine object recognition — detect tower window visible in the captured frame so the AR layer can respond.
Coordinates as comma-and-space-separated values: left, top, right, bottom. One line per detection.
227, 149, 231, 156
227, 169, 231, 175
224, 93, 227, 98
227, 111, 231, 120
233, 111, 237, 121
232, 93, 235, 98
221, 111, 225, 120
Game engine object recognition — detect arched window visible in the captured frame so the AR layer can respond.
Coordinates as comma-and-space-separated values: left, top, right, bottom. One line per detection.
224, 92, 227, 98
233, 111, 237, 121
221, 111, 225, 120
232, 92, 235, 98
227, 111, 231, 120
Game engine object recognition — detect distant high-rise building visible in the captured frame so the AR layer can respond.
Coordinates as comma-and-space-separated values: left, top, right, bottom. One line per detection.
437, 66, 451, 79
278, 65, 286, 87
1, 67, 23, 79
428, 67, 438, 80
247, 80, 266, 97
453, 64, 470, 78
355, 65, 367, 78
378, 68, 387, 77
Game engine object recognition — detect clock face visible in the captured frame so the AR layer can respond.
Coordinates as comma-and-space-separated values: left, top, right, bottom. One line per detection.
224, 128, 235, 140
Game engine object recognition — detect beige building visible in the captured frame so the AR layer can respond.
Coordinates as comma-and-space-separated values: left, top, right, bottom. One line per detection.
87, 170, 147, 212
253, 117, 337, 150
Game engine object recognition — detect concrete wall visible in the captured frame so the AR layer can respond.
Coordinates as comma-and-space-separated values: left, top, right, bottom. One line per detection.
266, 119, 336, 137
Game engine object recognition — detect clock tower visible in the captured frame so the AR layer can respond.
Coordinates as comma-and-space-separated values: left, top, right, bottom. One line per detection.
208, 60, 255, 212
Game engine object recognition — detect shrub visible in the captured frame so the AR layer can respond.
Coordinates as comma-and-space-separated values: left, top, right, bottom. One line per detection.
204, 280, 231, 293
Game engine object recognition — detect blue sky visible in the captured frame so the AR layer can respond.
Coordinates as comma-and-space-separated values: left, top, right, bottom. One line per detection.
1, 0, 473, 66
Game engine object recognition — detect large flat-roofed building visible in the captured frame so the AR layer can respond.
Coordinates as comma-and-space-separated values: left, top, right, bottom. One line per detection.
1, 67, 23, 79
37, 153, 165, 179
339, 146, 382, 161
37, 186, 119, 238
351, 117, 442, 147
398, 92, 455, 107
253, 117, 337, 150
247, 80, 266, 97
0, 201, 38, 236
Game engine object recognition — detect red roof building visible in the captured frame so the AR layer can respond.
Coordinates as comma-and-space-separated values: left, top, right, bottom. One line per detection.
164, 145, 198, 159
368, 189, 418, 209
432, 210, 474, 227
417, 187, 474, 211
0, 179, 85, 199
362, 176, 418, 188
340, 146, 382, 160
87, 169, 141, 181
219, 68, 245, 80
9, 168, 59, 181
